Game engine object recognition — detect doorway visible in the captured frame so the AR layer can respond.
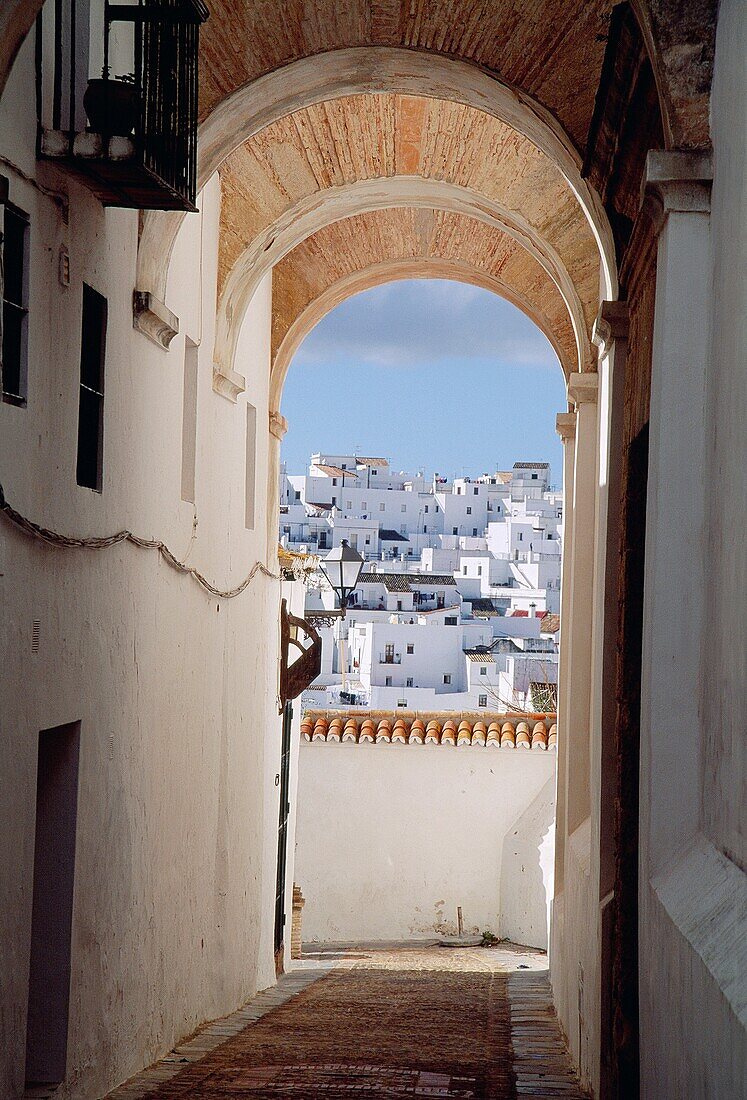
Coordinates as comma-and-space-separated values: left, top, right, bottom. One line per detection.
25, 721, 81, 1087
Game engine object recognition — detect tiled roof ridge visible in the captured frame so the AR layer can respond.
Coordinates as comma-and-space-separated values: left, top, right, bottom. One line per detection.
301, 709, 557, 751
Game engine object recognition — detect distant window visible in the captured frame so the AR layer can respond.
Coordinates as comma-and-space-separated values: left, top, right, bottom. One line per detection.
341, 463, 346, 469
347, 500, 352, 508
443, 674, 451, 684
480, 666, 487, 675
478, 694, 488, 707
477, 566, 482, 576
362, 501, 367, 509
76, 284, 107, 491
283, 525, 291, 535
466, 507, 472, 515
401, 504, 406, 512
518, 532, 523, 541
385, 675, 392, 686
406, 677, 413, 688
463, 565, 468, 574
398, 698, 408, 707
445, 616, 457, 626
331, 496, 336, 505
473, 528, 478, 536
372, 469, 377, 475
332, 478, 337, 485
473, 487, 478, 495
379, 503, 385, 511
452, 526, 458, 535
396, 600, 402, 610
365, 537, 370, 544
1, 201, 30, 406
406, 644, 414, 654
295, 490, 301, 500
532, 473, 538, 480
424, 505, 429, 514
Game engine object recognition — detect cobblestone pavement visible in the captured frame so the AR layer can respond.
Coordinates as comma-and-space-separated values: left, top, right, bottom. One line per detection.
106, 944, 586, 1099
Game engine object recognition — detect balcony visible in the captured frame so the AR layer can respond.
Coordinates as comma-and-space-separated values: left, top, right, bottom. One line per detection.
37, 0, 208, 211
379, 654, 402, 665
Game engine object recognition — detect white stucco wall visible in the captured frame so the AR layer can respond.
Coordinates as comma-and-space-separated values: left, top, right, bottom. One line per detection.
0, 27, 283, 1098
638, 2, 747, 1096
294, 741, 555, 948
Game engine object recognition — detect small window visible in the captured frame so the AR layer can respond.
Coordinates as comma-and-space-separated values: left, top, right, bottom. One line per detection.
480, 665, 487, 676
398, 698, 408, 707
473, 487, 478, 495
463, 565, 468, 574
406, 678, 413, 688
445, 616, 457, 626
332, 478, 337, 486
295, 490, 301, 500
478, 694, 488, 707
532, 473, 538, 480
477, 566, 482, 576
365, 537, 370, 545
424, 505, 429, 514
401, 504, 406, 512
385, 675, 392, 687
1, 202, 30, 405
76, 284, 107, 491
443, 674, 451, 685
452, 526, 458, 535
406, 643, 414, 655
341, 463, 346, 469
346, 500, 352, 508
332, 496, 336, 505
372, 469, 377, 475
362, 501, 367, 509
518, 532, 523, 541
473, 528, 478, 536
380, 503, 386, 511
466, 507, 472, 515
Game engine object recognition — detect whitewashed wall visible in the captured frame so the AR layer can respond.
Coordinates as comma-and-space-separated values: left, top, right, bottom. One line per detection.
295, 742, 555, 948
0, 23, 282, 1099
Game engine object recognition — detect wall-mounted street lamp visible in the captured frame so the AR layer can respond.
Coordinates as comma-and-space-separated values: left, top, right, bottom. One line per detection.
319, 539, 364, 619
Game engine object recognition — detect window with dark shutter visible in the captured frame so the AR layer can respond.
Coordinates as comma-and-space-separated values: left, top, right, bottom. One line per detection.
1, 201, 29, 406
76, 285, 107, 491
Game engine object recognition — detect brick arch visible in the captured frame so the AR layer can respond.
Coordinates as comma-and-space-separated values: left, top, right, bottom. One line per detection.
267, 208, 577, 413
137, 48, 619, 309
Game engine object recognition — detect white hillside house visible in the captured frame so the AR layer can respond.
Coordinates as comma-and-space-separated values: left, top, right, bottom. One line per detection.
283, 452, 562, 713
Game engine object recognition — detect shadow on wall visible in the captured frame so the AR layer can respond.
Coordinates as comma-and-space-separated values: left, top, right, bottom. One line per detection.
500, 775, 556, 950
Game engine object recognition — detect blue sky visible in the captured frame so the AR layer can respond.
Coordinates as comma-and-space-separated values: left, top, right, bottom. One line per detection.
281, 279, 567, 485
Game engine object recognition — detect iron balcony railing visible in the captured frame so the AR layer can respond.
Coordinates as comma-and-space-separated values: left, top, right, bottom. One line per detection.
37, 0, 208, 210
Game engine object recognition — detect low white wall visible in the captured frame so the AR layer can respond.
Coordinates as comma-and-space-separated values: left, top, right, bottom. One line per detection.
295, 741, 555, 948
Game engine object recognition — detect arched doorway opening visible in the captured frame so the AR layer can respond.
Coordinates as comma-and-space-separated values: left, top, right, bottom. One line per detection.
279, 278, 566, 958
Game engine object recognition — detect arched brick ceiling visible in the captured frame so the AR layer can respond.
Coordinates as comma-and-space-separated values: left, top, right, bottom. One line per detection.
269, 207, 577, 401
215, 94, 598, 379
200, 0, 614, 152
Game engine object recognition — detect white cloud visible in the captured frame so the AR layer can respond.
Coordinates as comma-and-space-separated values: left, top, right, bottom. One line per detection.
294, 279, 559, 371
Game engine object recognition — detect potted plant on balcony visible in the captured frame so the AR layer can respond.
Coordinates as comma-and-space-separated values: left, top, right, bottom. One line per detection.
83, 70, 138, 137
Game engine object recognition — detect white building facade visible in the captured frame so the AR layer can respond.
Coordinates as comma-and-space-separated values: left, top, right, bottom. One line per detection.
287, 454, 562, 712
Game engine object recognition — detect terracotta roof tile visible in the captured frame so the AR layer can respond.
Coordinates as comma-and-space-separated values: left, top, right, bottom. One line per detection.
301, 710, 557, 751
313, 464, 360, 479
356, 456, 389, 467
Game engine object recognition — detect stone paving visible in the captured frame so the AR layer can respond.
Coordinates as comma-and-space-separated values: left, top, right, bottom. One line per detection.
105, 944, 586, 1099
